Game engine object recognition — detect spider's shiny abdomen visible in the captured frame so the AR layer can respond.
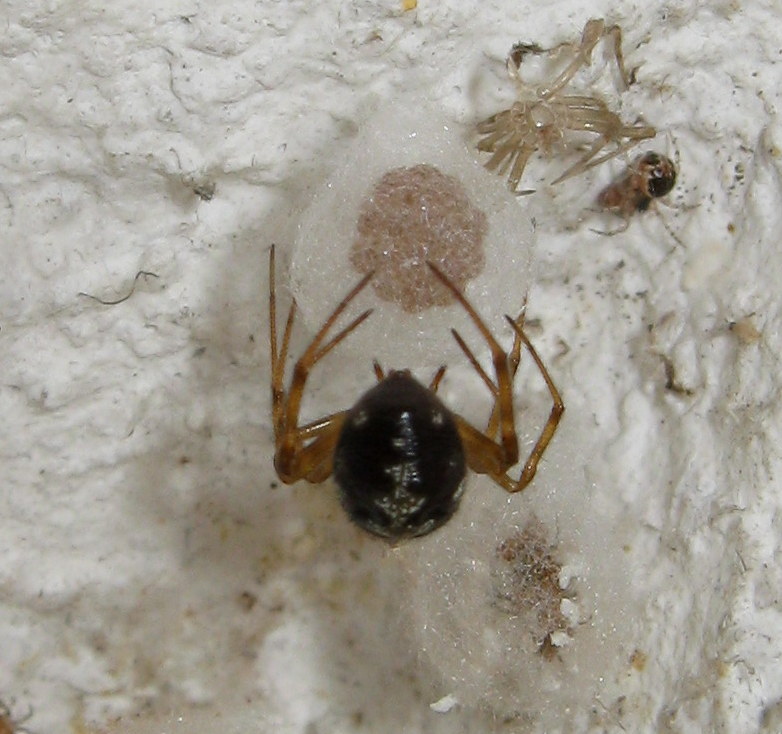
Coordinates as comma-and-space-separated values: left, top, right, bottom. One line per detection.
334, 371, 466, 540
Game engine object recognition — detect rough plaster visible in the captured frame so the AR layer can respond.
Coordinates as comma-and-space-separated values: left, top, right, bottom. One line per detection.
2, 1, 782, 733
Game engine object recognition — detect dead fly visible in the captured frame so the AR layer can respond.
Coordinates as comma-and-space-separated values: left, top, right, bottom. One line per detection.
477, 19, 655, 193
599, 151, 676, 216
593, 151, 679, 236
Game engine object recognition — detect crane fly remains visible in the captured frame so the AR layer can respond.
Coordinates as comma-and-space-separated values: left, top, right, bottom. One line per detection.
268, 246, 564, 541
476, 18, 656, 193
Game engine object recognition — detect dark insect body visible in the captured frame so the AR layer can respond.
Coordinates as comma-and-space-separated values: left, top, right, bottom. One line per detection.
598, 151, 677, 217
268, 246, 563, 541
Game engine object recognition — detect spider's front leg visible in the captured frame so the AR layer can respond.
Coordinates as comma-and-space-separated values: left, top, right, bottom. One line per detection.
451, 308, 526, 441
268, 245, 374, 484
500, 316, 564, 491
445, 298, 563, 493
426, 262, 520, 474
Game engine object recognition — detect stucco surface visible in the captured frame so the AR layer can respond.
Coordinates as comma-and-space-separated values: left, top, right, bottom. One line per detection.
2, 2, 781, 732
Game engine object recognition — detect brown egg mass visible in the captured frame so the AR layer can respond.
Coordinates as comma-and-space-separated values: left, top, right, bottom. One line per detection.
350, 164, 488, 313
494, 519, 573, 657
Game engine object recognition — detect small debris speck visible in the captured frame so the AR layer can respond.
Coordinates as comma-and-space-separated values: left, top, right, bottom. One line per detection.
430, 693, 458, 713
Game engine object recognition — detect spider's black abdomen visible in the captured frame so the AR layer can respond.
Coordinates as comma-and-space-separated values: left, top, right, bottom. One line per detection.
334, 371, 466, 540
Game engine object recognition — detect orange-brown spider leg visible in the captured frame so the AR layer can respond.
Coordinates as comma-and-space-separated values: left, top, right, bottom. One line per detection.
283, 413, 349, 484
269, 245, 297, 438
374, 360, 446, 391
268, 245, 374, 483
451, 307, 527, 440
426, 262, 519, 473
450, 309, 562, 493
451, 328, 496, 395
429, 365, 447, 392
499, 315, 564, 491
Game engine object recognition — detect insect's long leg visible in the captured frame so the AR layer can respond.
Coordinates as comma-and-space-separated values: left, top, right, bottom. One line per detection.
507, 144, 535, 192
604, 23, 631, 89
427, 262, 518, 467
476, 114, 514, 148
484, 137, 520, 173
536, 18, 604, 99
589, 219, 631, 237
551, 136, 610, 185
553, 125, 656, 185
476, 107, 536, 191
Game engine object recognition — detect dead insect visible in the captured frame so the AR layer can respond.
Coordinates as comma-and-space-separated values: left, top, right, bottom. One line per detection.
593, 151, 677, 235
598, 151, 676, 216
476, 18, 655, 192
268, 246, 563, 541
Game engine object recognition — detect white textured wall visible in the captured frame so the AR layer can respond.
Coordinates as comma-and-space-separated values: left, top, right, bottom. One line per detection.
2, 1, 782, 733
